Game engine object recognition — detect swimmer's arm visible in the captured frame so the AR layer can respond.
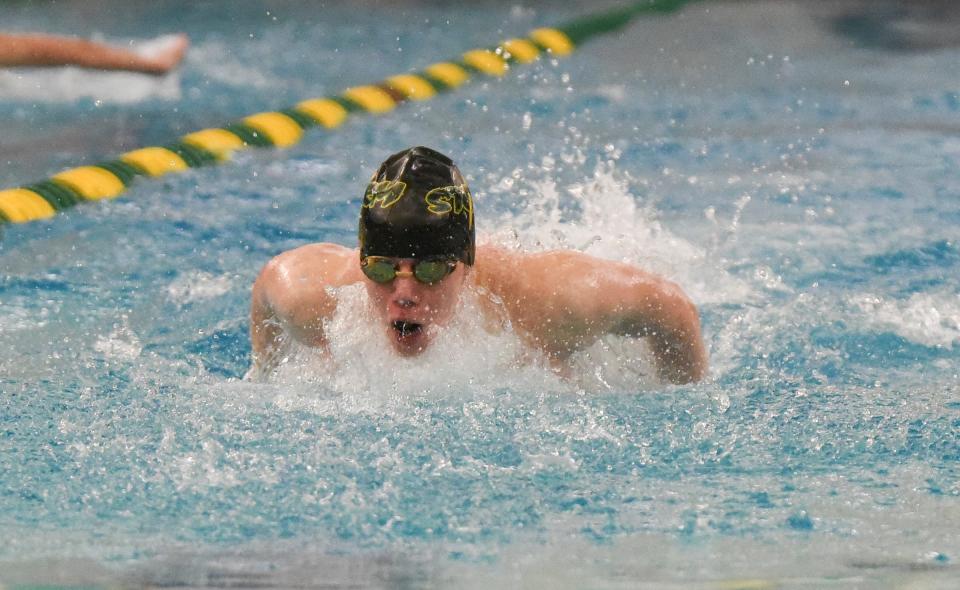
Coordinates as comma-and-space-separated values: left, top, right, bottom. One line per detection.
504, 250, 706, 384
250, 246, 346, 371
250, 266, 332, 373
250, 281, 286, 372
599, 268, 708, 384
0, 33, 187, 74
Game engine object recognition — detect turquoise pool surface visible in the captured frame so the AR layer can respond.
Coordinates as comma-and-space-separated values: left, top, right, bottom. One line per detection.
1, 1, 958, 587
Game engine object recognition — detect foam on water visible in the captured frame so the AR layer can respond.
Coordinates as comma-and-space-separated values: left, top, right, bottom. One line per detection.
167, 271, 234, 304
851, 291, 960, 349
486, 157, 755, 306
259, 282, 566, 401
92, 319, 143, 361
0, 71, 181, 104
2, 0, 960, 587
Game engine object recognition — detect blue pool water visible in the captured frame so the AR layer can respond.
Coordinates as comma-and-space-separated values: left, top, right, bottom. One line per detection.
1, 0, 959, 587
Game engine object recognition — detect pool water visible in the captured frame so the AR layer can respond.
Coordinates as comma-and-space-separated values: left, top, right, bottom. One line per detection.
1, 0, 959, 587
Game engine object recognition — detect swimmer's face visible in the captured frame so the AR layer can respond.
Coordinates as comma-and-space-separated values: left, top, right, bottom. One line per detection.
362, 258, 469, 356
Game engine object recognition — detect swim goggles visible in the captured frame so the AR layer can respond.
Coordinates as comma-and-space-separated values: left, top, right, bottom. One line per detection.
360, 256, 458, 284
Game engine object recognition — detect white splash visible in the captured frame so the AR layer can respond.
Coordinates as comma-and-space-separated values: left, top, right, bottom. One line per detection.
851, 292, 960, 348
189, 39, 283, 90
0, 69, 181, 104
265, 283, 570, 403
130, 34, 183, 60
595, 84, 627, 102
0, 301, 39, 334
167, 271, 233, 304
487, 159, 753, 305
93, 323, 142, 360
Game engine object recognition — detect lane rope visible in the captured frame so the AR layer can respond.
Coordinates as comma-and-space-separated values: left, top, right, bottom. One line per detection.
0, 0, 692, 226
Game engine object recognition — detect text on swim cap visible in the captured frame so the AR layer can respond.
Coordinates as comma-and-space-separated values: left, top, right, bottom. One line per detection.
424, 185, 474, 228
362, 180, 407, 209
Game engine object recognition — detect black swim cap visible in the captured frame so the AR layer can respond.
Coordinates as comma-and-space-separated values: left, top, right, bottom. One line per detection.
359, 146, 475, 265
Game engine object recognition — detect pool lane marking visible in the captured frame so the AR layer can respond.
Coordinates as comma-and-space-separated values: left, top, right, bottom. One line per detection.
385, 74, 438, 101
51, 166, 126, 200
121, 147, 190, 177
0, 188, 57, 222
242, 112, 305, 147
342, 85, 398, 113
182, 128, 247, 160
294, 99, 349, 128
0, 0, 695, 226
500, 39, 540, 63
529, 28, 575, 55
462, 49, 508, 76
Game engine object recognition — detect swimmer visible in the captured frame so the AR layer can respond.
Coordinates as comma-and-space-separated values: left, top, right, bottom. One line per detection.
0, 33, 189, 75
251, 146, 708, 384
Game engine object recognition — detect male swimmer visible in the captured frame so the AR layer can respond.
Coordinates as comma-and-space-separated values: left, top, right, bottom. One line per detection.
251, 146, 707, 384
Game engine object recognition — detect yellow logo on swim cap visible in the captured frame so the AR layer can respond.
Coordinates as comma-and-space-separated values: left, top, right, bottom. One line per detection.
362, 180, 406, 209
424, 184, 473, 229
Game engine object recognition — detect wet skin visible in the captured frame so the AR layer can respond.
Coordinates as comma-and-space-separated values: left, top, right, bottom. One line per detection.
363, 259, 469, 356
0, 33, 189, 74
250, 242, 708, 383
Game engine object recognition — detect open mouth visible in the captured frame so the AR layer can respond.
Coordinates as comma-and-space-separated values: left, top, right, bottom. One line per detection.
392, 320, 423, 338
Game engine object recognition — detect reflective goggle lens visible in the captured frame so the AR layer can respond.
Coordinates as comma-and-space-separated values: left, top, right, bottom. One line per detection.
361, 257, 456, 284
361, 258, 399, 283
413, 260, 453, 284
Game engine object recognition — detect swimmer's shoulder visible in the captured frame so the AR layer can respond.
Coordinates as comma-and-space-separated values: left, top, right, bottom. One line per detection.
474, 246, 655, 314
472, 244, 520, 292
260, 242, 362, 286
473, 245, 586, 294
251, 243, 360, 355
254, 243, 363, 312
473, 245, 567, 311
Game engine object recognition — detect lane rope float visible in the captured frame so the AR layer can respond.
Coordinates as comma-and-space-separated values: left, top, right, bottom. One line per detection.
0, 0, 693, 226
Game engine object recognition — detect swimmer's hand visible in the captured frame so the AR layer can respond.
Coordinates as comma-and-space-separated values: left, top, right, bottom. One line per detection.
132, 34, 190, 75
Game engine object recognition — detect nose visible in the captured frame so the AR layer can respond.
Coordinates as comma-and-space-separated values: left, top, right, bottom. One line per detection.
391, 262, 420, 308
394, 296, 417, 309
392, 282, 419, 309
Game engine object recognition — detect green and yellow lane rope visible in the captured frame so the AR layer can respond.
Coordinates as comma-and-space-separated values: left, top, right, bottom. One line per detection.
0, 0, 692, 226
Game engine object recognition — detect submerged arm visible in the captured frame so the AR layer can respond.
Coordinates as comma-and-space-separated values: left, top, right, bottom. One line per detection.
503, 250, 707, 384
250, 245, 350, 372
609, 271, 708, 384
